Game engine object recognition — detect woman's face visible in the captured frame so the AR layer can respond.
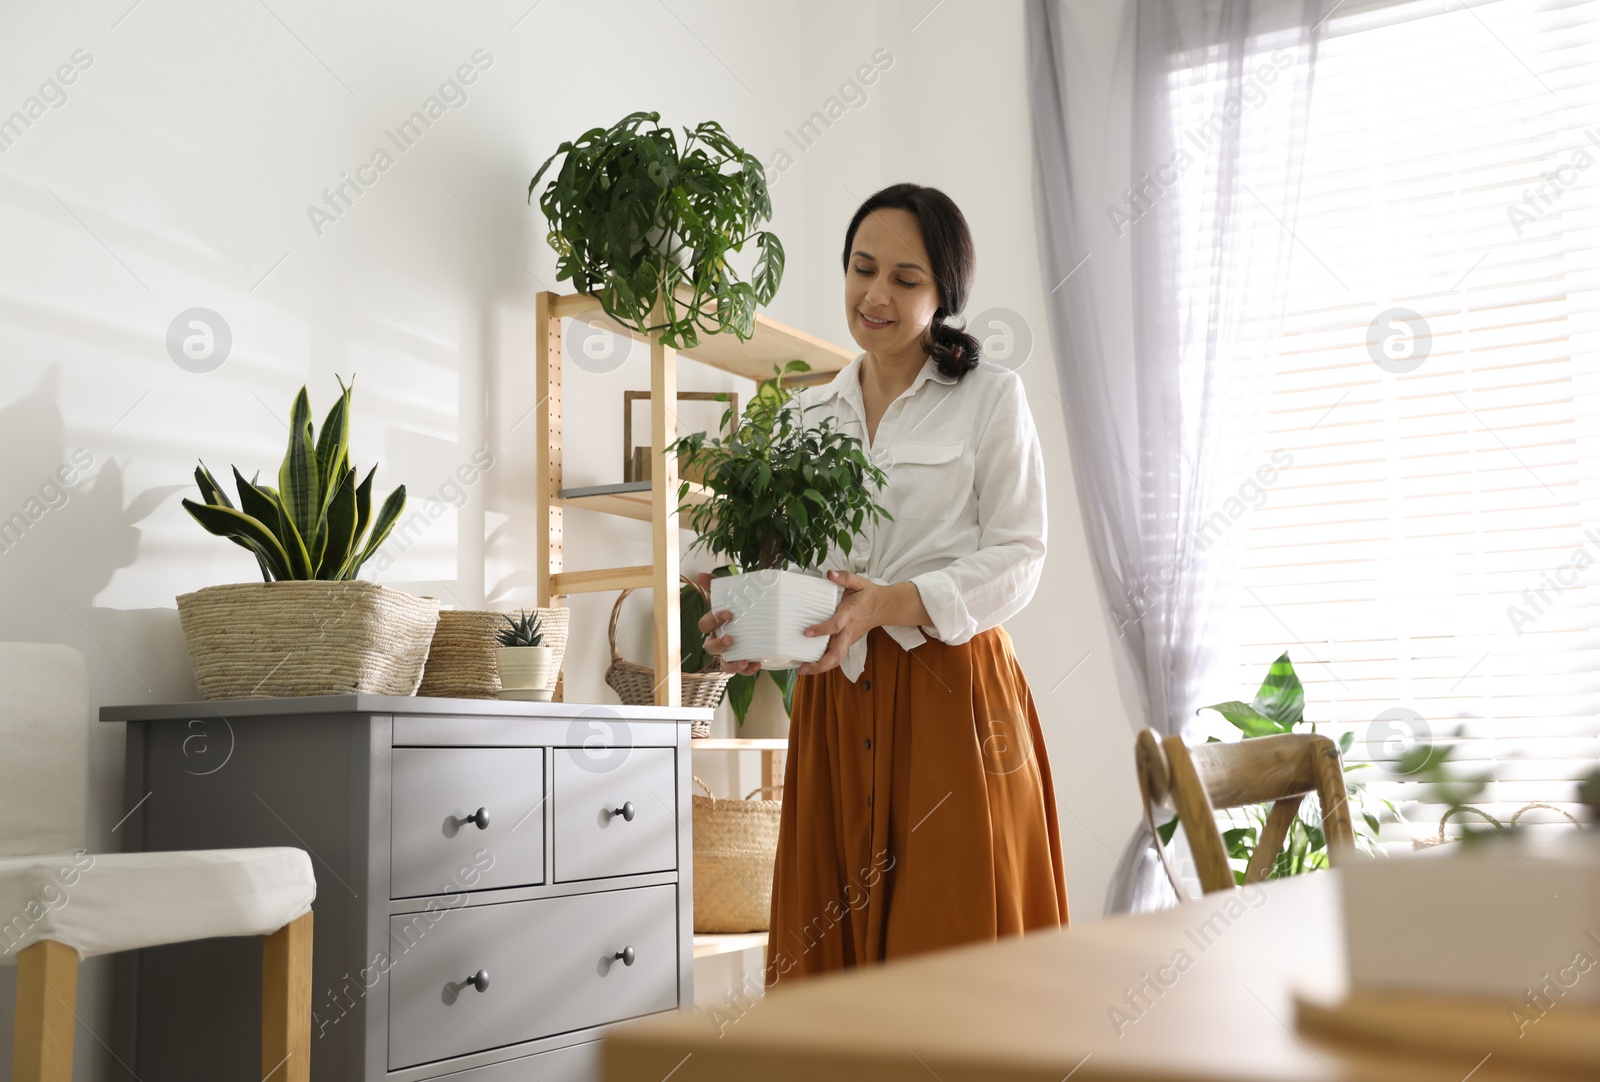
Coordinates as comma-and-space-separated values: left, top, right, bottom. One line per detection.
844, 207, 941, 361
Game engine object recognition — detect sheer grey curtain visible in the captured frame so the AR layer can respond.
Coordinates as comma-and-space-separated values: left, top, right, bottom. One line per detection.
1027, 0, 1327, 912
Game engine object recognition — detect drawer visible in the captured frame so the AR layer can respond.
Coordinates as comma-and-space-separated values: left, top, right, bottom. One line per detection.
428, 1040, 597, 1082
553, 747, 676, 882
387, 886, 677, 1070
391, 748, 545, 899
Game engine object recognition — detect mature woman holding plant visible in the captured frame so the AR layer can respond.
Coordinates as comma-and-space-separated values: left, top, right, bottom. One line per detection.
698, 183, 1068, 986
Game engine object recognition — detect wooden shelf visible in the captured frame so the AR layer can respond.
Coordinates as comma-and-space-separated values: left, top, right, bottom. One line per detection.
549, 292, 853, 383
692, 738, 789, 750
558, 479, 713, 523
693, 932, 769, 960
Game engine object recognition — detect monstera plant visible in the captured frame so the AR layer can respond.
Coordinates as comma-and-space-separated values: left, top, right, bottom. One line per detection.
174, 377, 438, 702
182, 377, 406, 580
528, 110, 783, 350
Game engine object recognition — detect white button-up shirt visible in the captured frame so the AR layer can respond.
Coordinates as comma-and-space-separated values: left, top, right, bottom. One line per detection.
788, 350, 1048, 682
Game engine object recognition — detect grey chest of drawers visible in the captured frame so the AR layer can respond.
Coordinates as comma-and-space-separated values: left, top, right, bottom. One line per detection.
100, 695, 710, 1082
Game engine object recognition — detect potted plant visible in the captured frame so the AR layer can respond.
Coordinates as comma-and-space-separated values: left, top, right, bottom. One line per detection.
178, 377, 439, 699
528, 110, 784, 350
496, 610, 554, 701
666, 360, 893, 669
1155, 653, 1394, 880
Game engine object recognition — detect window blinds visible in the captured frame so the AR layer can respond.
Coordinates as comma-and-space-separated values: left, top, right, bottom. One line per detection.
1184, 0, 1600, 840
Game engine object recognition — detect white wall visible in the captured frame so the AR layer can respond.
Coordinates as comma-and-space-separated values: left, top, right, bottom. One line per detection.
0, 0, 1138, 1074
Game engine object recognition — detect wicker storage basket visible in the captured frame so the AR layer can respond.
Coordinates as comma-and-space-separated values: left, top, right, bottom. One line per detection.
176, 580, 440, 700
418, 611, 503, 699
417, 607, 571, 699
1412, 802, 1581, 849
605, 576, 730, 738
691, 775, 784, 933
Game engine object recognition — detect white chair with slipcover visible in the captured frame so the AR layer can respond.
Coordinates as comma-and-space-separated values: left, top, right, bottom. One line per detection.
0, 643, 317, 1082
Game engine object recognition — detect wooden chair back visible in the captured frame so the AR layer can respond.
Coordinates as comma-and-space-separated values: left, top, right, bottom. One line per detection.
1135, 729, 1354, 896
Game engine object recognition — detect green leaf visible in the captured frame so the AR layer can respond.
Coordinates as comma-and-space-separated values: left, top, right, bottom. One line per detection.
315, 375, 351, 510
769, 667, 798, 714
1200, 700, 1287, 737
1251, 652, 1304, 728
344, 485, 407, 578
194, 462, 234, 508
1221, 826, 1256, 861
679, 579, 713, 672
1156, 815, 1180, 846
727, 671, 756, 724
261, 487, 314, 579
279, 386, 321, 542
1338, 730, 1355, 754
317, 468, 360, 579
181, 499, 291, 580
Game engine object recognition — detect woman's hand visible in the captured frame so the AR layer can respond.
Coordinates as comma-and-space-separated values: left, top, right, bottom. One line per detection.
796, 570, 886, 676
694, 572, 762, 676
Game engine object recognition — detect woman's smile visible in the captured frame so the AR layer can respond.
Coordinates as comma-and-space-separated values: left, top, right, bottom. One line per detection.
859, 311, 895, 330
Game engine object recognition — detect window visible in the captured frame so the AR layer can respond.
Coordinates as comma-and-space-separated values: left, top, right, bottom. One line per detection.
1193, 0, 1600, 839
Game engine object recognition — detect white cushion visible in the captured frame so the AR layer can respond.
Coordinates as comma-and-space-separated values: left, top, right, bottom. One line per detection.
0, 847, 315, 962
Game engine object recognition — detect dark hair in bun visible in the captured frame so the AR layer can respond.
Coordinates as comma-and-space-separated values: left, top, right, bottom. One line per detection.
841, 182, 980, 381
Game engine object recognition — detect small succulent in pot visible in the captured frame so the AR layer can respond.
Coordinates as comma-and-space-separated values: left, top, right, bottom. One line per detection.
495, 609, 554, 696
496, 610, 545, 648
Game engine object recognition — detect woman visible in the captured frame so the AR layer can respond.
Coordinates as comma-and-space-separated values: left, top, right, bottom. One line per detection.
698, 182, 1068, 988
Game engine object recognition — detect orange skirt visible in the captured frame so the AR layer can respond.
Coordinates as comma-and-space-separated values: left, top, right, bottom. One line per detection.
764, 623, 1069, 988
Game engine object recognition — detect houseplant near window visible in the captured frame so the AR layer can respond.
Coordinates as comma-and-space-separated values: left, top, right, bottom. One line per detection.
177, 377, 439, 699
528, 110, 783, 350
1157, 653, 1394, 882
666, 360, 893, 669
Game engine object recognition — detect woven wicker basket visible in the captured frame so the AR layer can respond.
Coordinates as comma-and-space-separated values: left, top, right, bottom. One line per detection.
417, 607, 571, 700
1412, 802, 1581, 849
691, 775, 784, 933
605, 576, 730, 738
176, 580, 440, 700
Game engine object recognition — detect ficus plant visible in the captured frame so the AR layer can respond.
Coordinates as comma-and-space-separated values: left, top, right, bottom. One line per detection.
665, 359, 892, 574
1158, 652, 1396, 883
182, 377, 407, 582
528, 110, 784, 350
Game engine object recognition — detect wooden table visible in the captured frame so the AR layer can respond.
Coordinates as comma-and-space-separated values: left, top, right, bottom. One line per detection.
603, 871, 1593, 1082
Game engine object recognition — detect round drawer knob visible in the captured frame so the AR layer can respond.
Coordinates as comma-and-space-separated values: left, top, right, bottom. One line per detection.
465, 969, 490, 993
612, 801, 636, 822
463, 807, 490, 830
613, 946, 636, 967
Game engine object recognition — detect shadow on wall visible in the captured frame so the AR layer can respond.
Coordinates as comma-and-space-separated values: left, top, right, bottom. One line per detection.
0, 364, 196, 704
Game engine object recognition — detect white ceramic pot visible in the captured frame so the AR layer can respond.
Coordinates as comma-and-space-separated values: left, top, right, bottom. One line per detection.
496, 646, 555, 691
737, 672, 791, 739
710, 569, 841, 669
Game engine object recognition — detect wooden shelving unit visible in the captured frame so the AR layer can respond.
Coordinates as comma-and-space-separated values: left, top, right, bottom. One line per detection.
534, 288, 853, 704
535, 289, 848, 906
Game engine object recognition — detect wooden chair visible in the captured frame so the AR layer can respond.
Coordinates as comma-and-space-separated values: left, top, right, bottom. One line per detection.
1135, 728, 1354, 896
1, 644, 317, 1082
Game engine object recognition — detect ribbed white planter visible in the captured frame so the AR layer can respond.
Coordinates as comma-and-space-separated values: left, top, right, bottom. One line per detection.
710, 569, 841, 670
496, 646, 555, 691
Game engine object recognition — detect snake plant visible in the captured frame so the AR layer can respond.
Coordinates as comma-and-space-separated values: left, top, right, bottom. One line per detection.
182, 377, 406, 581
